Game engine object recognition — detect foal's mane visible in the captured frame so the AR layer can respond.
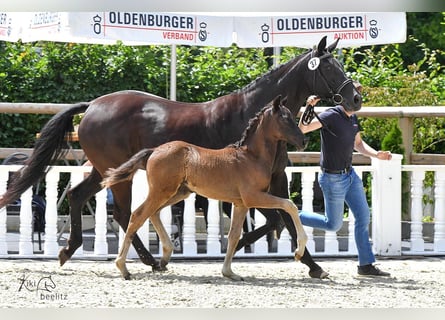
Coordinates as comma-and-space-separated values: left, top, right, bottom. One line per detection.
229, 104, 270, 148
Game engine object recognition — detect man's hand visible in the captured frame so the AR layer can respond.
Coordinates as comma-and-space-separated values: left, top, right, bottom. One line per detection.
376, 151, 392, 160
306, 95, 321, 107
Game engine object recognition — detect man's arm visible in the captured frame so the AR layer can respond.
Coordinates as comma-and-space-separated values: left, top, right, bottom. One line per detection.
354, 132, 392, 160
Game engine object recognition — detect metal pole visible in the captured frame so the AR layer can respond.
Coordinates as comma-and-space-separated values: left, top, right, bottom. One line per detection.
170, 44, 177, 101
273, 47, 281, 68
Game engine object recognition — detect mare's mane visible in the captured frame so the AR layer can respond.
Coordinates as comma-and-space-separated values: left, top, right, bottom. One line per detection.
232, 49, 311, 96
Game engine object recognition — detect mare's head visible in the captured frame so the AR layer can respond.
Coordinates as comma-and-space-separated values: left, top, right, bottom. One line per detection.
262, 95, 307, 150
303, 36, 362, 112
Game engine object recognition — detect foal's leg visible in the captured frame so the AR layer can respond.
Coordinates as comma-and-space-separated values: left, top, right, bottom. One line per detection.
115, 200, 157, 280
149, 212, 174, 270
116, 183, 182, 280
244, 193, 307, 260
222, 205, 248, 281
110, 181, 161, 270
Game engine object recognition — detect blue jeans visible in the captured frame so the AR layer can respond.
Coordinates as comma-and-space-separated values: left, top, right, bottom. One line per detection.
299, 168, 375, 266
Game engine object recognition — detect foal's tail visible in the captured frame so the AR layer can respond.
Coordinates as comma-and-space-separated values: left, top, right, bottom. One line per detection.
0, 102, 90, 208
101, 148, 154, 188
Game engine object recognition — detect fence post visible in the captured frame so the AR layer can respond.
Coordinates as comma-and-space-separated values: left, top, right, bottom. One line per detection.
182, 193, 197, 255
434, 170, 445, 252
206, 199, 221, 255
409, 170, 425, 251
94, 188, 108, 256
371, 154, 403, 256
300, 171, 316, 253
43, 169, 61, 256
19, 187, 34, 256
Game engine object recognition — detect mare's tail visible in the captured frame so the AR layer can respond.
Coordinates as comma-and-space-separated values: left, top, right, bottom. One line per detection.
0, 102, 90, 208
101, 148, 154, 188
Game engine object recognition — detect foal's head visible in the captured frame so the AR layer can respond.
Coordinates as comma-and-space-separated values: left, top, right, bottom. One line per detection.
267, 95, 307, 150
234, 95, 307, 151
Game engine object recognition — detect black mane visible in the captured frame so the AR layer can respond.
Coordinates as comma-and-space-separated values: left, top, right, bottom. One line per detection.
233, 49, 312, 96
229, 104, 270, 148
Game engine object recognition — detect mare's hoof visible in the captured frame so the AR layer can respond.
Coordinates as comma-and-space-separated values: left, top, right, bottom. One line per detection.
123, 273, 131, 280
309, 268, 329, 279
152, 262, 167, 272
140, 254, 160, 267
58, 249, 70, 267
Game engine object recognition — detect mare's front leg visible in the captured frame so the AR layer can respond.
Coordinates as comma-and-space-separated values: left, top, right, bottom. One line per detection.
222, 205, 248, 281
60, 168, 102, 266
269, 170, 329, 279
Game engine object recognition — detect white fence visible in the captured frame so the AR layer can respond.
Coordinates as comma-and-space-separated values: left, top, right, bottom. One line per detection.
1, 154, 445, 260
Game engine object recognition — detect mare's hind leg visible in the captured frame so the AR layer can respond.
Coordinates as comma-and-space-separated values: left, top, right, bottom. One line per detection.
59, 168, 102, 266
222, 205, 248, 281
110, 181, 161, 271
235, 208, 281, 251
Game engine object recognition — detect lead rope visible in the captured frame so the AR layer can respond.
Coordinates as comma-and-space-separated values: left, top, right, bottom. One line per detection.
301, 101, 337, 137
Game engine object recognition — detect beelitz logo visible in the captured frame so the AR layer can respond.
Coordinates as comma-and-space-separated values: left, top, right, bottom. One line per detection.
17, 273, 68, 301
369, 19, 378, 39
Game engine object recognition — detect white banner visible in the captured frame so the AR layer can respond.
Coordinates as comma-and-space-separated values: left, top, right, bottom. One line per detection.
68, 12, 235, 46
234, 12, 406, 48
0, 12, 26, 42
1, 12, 406, 48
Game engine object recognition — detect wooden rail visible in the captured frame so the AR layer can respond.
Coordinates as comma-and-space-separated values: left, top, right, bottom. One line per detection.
0, 148, 85, 162
2, 148, 442, 166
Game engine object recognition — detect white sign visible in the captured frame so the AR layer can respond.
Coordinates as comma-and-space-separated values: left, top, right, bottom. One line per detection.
0, 12, 26, 42
1, 12, 406, 48
68, 12, 235, 46
234, 12, 406, 48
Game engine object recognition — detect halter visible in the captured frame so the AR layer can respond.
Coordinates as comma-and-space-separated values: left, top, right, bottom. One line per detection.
310, 51, 354, 105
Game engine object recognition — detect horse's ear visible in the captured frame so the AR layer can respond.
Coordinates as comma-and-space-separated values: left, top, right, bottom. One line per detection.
327, 38, 340, 52
316, 36, 327, 55
272, 95, 282, 112
281, 96, 288, 106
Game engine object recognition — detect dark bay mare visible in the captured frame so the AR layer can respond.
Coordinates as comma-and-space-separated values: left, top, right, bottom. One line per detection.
0, 36, 361, 278
102, 96, 308, 281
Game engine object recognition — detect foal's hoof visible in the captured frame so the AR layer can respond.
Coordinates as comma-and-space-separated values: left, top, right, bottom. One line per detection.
222, 272, 245, 281
123, 273, 131, 280
309, 268, 330, 279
